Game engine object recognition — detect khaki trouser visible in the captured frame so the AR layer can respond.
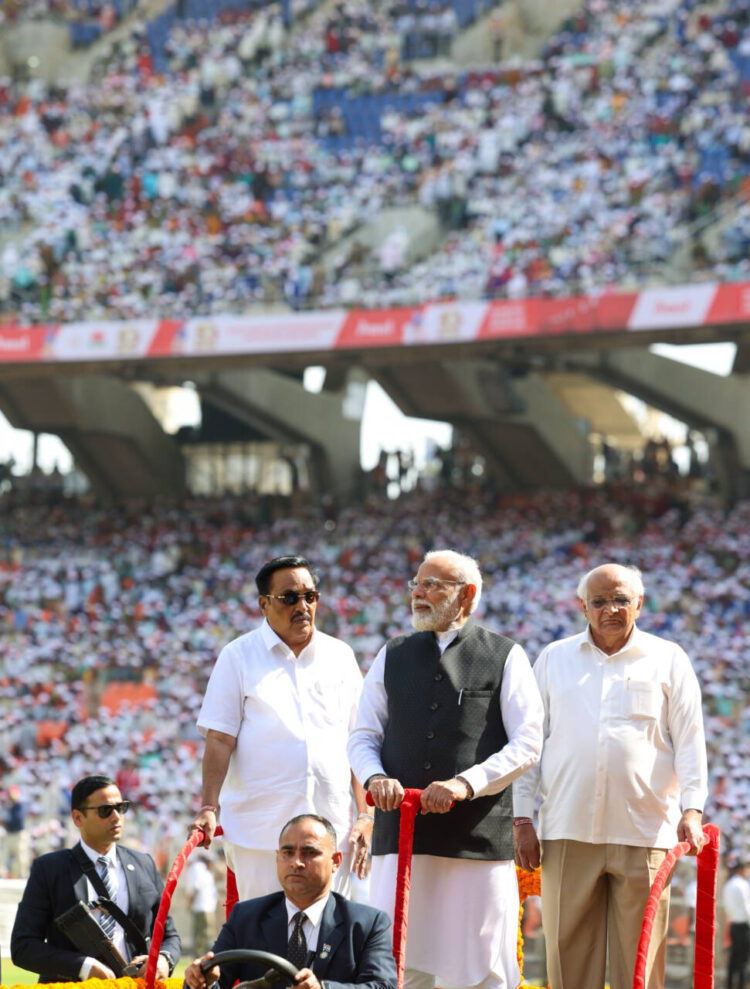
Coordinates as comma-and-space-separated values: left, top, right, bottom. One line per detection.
541, 839, 670, 989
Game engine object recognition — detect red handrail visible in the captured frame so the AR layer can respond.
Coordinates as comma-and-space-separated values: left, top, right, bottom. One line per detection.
632, 824, 720, 989
145, 824, 224, 988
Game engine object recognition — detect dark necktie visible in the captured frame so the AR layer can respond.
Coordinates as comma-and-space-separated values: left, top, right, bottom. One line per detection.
287, 911, 308, 970
97, 855, 117, 940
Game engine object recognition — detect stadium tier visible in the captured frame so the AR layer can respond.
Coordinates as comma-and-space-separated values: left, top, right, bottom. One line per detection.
0, 484, 747, 869
3, 0, 750, 321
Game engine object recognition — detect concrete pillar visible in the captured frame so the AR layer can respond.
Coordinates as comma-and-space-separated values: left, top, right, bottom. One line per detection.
566, 348, 750, 501
0, 376, 185, 500
194, 368, 362, 498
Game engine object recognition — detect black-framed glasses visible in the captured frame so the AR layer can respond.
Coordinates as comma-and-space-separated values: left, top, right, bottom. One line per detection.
80, 801, 132, 819
407, 578, 466, 592
265, 590, 320, 606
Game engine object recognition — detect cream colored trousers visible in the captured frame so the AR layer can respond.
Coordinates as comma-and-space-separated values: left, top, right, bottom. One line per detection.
541, 839, 670, 989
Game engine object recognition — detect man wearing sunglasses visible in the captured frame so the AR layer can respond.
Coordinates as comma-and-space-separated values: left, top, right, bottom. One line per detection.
191, 555, 372, 902
11, 774, 180, 983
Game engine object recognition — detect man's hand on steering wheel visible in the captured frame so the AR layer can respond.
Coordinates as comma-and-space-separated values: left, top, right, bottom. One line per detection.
185, 951, 219, 989
292, 967, 322, 989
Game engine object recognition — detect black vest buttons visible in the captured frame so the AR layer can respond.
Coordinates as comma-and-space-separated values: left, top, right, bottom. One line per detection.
434, 672, 443, 680
429, 702, 438, 710
423, 760, 432, 769
426, 730, 435, 739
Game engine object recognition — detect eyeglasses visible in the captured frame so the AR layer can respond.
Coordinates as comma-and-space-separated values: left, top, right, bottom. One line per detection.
407, 578, 466, 592
80, 801, 132, 818
265, 590, 320, 606
588, 597, 634, 610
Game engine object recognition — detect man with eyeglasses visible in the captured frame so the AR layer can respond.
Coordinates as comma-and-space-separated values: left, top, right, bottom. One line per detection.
348, 549, 544, 989
11, 774, 180, 983
191, 555, 372, 902
513, 563, 708, 989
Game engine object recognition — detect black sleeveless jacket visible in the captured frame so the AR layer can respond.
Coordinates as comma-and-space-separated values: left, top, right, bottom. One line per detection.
372, 620, 516, 860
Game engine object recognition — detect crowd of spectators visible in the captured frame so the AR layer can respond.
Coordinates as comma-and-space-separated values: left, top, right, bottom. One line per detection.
0, 0, 139, 44
0, 478, 747, 878
3, 0, 750, 320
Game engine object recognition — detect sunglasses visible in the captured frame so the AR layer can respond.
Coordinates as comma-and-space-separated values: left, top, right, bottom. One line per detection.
265, 590, 320, 606
80, 801, 132, 819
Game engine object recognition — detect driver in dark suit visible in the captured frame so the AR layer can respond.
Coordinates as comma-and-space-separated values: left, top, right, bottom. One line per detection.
185, 815, 396, 989
11, 775, 180, 983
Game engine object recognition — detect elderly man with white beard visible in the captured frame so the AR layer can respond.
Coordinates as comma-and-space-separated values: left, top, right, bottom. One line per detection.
348, 550, 543, 989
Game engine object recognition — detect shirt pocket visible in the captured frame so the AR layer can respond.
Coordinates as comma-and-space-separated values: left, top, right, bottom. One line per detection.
622, 680, 662, 719
309, 678, 346, 726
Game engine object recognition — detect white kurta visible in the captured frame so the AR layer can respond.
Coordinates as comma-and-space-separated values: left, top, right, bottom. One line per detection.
198, 620, 362, 852
348, 629, 544, 986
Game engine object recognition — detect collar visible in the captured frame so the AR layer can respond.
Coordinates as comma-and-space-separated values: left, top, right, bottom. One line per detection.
260, 618, 316, 660
436, 627, 459, 650
285, 892, 330, 928
433, 616, 473, 646
80, 839, 117, 866
584, 623, 646, 658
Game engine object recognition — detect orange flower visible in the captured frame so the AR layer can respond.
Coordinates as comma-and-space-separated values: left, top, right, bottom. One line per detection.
516, 865, 542, 989
0, 979, 183, 989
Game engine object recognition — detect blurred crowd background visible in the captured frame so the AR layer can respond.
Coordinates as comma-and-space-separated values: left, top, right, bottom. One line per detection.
3, 0, 750, 319
0, 474, 747, 964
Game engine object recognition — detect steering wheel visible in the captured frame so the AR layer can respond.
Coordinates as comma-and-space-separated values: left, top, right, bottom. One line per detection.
200, 949, 299, 989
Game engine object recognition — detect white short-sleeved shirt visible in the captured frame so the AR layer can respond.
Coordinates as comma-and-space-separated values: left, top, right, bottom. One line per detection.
197, 620, 362, 851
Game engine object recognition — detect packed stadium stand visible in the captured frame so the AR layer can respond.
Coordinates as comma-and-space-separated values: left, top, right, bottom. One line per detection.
3, 0, 750, 320
0, 480, 747, 869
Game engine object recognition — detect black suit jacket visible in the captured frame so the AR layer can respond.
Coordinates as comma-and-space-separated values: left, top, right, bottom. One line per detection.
212, 891, 396, 989
11, 842, 181, 983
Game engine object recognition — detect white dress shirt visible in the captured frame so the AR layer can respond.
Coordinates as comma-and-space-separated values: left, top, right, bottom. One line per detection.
198, 620, 362, 850
723, 874, 750, 923
513, 625, 708, 847
284, 893, 330, 956
348, 628, 543, 986
78, 840, 130, 979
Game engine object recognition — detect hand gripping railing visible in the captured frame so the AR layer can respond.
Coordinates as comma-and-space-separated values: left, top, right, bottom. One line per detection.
366, 787, 441, 989
632, 823, 720, 989
145, 824, 225, 988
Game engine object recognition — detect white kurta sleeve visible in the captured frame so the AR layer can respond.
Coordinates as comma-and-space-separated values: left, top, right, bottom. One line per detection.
347, 645, 389, 787
512, 643, 549, 817
196, 642, 244, 737
668, 646, 708, 812
458, 643, 544, 799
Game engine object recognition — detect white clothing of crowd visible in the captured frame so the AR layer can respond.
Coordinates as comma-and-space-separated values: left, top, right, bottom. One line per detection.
3, 0, 750, 321
0, 483, 748, 877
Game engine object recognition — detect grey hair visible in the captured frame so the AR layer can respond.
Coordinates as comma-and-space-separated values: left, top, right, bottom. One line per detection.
576, 565, 645, 602
423, 550, 482, 613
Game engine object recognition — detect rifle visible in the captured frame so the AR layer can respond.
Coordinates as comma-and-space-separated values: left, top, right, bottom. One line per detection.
55, 900, 140, 977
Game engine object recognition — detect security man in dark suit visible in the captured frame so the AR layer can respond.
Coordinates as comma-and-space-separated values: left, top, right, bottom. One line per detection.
11, 774, 180, 983
185, 814, 396, 989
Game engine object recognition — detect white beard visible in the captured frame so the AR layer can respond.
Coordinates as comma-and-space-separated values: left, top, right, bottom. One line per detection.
411, 596, 459, 632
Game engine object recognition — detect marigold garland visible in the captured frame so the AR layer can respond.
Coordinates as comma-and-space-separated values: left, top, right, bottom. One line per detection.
516, 864, 542, 988
0, 878, 544, 989
0, 980, 183, 989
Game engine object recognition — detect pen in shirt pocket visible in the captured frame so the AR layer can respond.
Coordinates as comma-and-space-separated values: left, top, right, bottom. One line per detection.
458, 688, 463, 705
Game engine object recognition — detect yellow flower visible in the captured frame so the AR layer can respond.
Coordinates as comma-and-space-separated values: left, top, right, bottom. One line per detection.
516, 865, 544, 989
0, 979, 184, 989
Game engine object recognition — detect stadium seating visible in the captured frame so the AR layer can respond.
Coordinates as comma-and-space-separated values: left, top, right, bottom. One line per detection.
3, 0, 750, 322
0, 479, 747, 874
